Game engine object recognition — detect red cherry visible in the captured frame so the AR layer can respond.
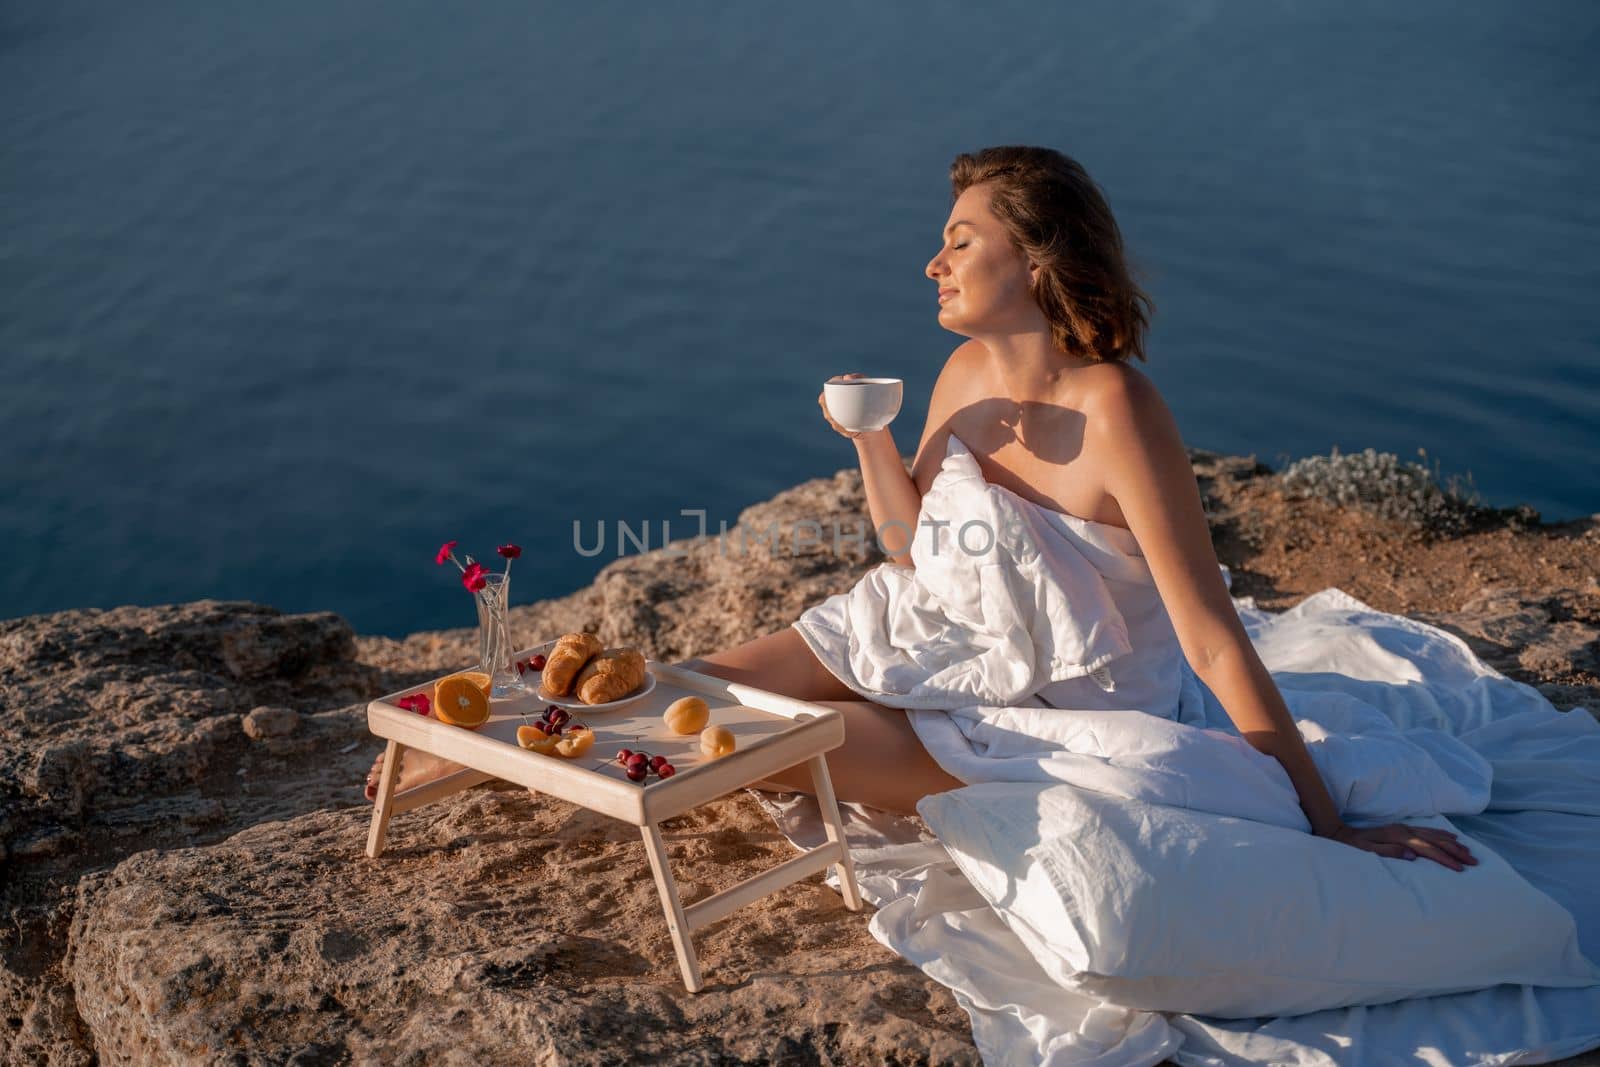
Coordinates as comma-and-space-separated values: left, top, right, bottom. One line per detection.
627, 753, 649, 770
657, 763, 676, 778
530, 653, 547, 670
626, 765, 648, 782
617, 748, 633, 763
649, 755, 669, 771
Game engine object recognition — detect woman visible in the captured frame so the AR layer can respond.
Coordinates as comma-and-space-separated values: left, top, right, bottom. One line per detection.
369, 146, 1473, 872
688, 146, 1471, 869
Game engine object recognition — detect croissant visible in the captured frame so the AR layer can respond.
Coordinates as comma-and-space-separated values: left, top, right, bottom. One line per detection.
574, 647, 647, 704
541, 632, 604, 696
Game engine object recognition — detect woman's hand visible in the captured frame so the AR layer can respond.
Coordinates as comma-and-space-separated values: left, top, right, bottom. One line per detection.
819, 373, 874, 441
1325, 822, 1478, 871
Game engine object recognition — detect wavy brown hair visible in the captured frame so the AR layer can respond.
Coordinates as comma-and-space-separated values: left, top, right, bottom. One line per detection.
950, 146, 1152, 363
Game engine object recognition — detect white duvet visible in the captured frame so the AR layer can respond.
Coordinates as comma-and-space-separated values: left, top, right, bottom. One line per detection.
776, 437, 1600, 1064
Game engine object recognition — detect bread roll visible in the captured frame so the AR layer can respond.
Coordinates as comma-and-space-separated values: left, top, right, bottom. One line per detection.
574, 647, 647, 704
542, 632, 604, 696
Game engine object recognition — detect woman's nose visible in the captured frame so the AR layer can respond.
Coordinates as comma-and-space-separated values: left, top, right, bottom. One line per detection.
925, 252, 946, 280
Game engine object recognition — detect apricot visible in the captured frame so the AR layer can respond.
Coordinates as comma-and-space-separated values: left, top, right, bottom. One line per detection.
664, 695, 710, 735
699, 725, 736, 760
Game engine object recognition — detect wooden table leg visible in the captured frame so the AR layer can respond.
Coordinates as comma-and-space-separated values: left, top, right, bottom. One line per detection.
640, 822, 703, 993
366, 739, 404, 859
807, 754, 863, 912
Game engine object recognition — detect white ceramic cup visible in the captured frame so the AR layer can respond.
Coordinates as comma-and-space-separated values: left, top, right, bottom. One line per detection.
823, 377, 903, 433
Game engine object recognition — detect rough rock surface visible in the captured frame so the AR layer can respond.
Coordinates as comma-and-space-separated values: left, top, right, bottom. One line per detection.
69, 792, 974, 1066
0, 603, 385, 1065
3, 448, 1597, 1066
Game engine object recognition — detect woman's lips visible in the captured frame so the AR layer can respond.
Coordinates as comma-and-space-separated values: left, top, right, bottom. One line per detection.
938, 289, 958, 303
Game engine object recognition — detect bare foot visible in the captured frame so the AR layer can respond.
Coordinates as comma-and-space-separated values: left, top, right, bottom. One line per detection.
364, 748, 466, 801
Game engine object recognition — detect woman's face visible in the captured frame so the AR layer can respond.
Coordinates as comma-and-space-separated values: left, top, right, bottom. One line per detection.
925, 183, 1040, 337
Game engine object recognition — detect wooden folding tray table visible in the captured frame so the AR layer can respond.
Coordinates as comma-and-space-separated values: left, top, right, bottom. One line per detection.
364, 647, 862, 992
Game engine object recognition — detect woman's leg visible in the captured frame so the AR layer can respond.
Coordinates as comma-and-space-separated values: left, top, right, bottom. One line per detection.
676, 628, 964, 815
675, 625, 863, 704
748, 699, 963, 816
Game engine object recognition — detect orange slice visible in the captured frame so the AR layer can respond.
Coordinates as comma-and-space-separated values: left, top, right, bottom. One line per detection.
434, 674, 490, 729
554, 725, 595, 759
516, 724, 559, 754
458, 671, 492, 699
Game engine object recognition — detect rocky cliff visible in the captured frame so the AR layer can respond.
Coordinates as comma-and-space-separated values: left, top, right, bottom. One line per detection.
3, 450, 1596, 1065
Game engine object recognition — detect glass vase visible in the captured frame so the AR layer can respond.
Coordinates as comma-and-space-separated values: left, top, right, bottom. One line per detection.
474, 571, 526, 698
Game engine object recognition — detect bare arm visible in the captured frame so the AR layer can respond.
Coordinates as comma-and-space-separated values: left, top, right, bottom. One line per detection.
821, 344, 977, 566
1090, 370, 1474, 870
1087, 374, 1344, 829
852, 428, 921, 564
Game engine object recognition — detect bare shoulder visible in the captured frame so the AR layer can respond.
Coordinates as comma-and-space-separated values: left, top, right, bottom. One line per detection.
1076, 361, 1192, 512
926, 340, 990, 424
1080, 362, 1181, 443
1079, 360, 1162, 409
938, 339, 989, 391
911, 341, 988, 493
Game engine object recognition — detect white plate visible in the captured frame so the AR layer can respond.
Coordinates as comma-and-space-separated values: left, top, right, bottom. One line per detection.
526, 638, 656, 712
535, 671, 656, 712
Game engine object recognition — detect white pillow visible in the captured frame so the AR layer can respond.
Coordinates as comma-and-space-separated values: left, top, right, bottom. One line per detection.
919, 782, 1599, 1018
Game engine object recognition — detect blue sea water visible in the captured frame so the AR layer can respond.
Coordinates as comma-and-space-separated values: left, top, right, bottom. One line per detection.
3, 1, 1597, 639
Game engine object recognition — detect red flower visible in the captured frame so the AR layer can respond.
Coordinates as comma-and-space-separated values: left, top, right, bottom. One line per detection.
397, 693, 431, 716
497, 544, 522, 560
435, 540, 459, 566
462, 561, 487, 592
